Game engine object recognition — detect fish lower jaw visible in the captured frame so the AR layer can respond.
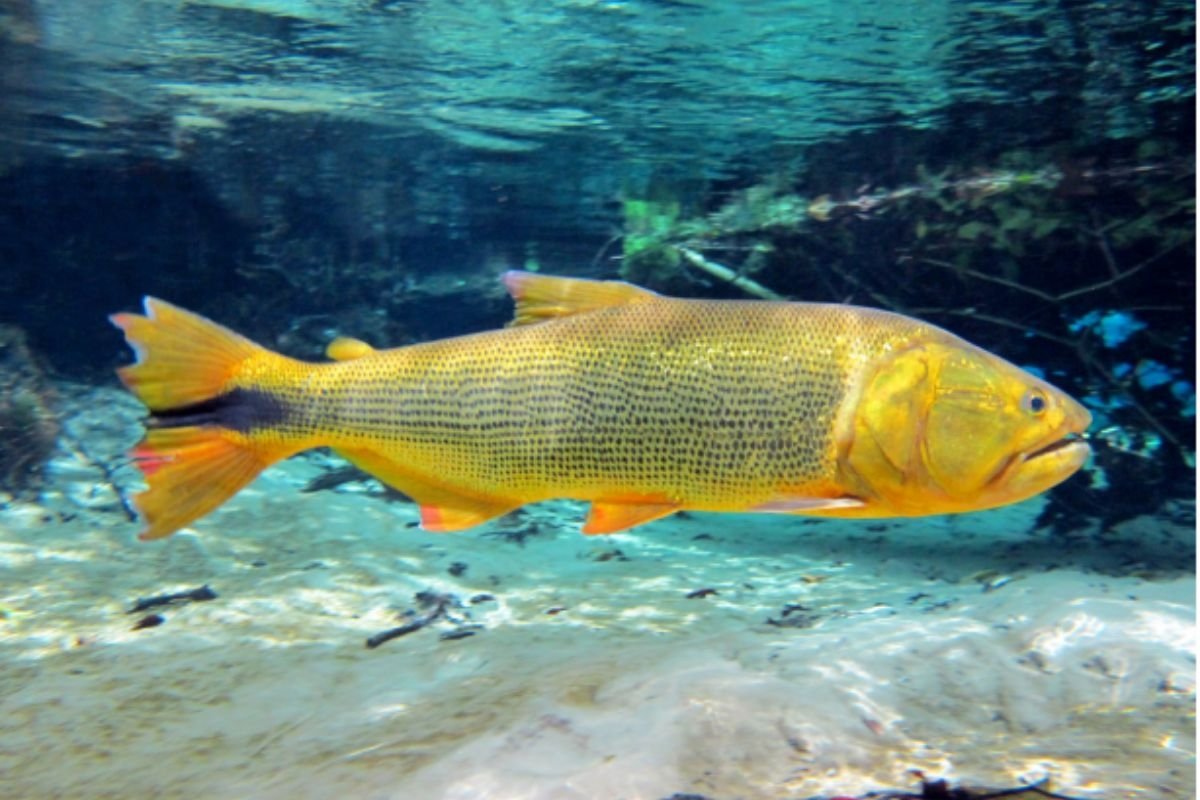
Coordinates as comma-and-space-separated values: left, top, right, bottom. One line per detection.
997, 437, 1091, 502
1022, 434, 1090, 464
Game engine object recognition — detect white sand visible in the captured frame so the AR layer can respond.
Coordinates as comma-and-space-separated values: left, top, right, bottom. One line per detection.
0, 385, 1193, 799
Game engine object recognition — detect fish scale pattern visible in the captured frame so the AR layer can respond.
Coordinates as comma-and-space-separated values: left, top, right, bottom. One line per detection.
259, 298, 925, 510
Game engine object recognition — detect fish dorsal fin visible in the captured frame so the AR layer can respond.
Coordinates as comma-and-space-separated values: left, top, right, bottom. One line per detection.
501, 270, 659, 327
326, 336, 376, 361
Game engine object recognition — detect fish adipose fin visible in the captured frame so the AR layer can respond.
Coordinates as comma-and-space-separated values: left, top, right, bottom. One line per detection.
326, 336, 375, 361
111, 298, 291, 540
334, 447, 520, 532
502, 270, 659, 327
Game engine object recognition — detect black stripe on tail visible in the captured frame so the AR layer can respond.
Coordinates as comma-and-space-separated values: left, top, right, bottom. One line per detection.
145, 387, 290, 433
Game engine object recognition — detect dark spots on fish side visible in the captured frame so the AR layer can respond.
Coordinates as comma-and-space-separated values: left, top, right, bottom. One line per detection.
686, 588, 718, 599
146, 387, 289, 434
448, 561, 468, 577
545, 606, 567, 615
469, 593, 495, 604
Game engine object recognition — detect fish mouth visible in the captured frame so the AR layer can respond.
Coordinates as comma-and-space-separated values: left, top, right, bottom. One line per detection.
1023, 397, 1094, 466
1023, 431, 1090, 462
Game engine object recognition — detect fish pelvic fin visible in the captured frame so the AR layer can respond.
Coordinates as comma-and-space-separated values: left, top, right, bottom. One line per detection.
502, 271, 659, 327
111, 298, 299, 540
583, 499, 680, 534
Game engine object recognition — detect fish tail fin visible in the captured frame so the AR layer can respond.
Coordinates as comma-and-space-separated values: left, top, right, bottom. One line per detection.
110, 298, 298, 540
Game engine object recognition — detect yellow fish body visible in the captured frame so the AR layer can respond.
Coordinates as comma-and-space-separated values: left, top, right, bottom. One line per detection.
111, 272, 1091, 541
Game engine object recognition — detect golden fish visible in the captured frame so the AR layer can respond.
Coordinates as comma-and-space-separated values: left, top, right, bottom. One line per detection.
111, 271, 1091, 540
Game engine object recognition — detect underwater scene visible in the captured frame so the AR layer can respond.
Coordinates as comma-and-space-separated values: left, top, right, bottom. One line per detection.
0, 1, 1195, 798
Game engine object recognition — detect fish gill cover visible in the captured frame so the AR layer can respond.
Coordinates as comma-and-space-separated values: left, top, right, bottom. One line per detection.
0, 1, 1193, 799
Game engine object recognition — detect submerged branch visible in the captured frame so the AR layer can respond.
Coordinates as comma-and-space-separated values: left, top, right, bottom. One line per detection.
676, 247, 786, 300
914, 238, 1184, 305
912, 258, 1057, 302
1056, 240, 1184, 302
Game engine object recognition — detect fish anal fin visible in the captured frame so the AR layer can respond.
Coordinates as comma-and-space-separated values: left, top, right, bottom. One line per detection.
326, 337, 376, 361
583, 500, 679, 535
502, 271, 659, 327
334, 447, 519, 532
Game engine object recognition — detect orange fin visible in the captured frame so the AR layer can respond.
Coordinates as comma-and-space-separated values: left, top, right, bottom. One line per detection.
583, 500, 679, 534
501, 271, 659, 327
326, 336, 375, 361
419, 503, 514, 532
128, 427, 276, 540
111, 297, 263, 411
334, 447, 520, 532
111, 297, 290, 539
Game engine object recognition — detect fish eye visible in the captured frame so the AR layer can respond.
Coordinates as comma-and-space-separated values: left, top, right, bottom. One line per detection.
1021, 388, 1048, 415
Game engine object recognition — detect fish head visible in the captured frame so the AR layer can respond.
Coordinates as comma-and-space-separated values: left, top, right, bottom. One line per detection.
844, 335, 1092, 515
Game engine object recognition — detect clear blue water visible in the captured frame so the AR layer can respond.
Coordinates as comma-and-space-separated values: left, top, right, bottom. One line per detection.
0, 2, 1193, 798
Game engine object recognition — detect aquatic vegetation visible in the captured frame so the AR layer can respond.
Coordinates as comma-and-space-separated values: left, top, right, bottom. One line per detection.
618, 197, 684, 286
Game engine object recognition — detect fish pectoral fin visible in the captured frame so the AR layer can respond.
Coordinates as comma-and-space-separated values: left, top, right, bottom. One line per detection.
502, 271, 659, 327
583, 500, 680, 534
333, 447, 519, 532
326, 336, 376, 361
748, 496, 866, 514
